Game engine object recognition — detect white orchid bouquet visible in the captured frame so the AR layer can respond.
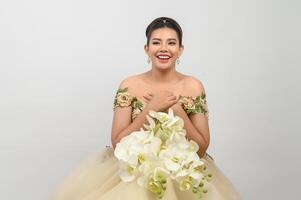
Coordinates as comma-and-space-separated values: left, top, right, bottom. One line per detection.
114, 108, 212, 199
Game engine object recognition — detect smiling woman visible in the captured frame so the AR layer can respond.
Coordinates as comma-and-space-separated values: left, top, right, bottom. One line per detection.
49, 17, 243, 200
144, 18, 184, 69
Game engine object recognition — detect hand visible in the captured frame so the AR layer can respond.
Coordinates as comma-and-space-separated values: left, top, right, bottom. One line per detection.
144, 90, 178, 112
142, 92, 153, 104
170, 102, 183, 113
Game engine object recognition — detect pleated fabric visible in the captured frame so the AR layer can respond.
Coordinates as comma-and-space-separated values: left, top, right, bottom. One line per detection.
49, 147, 242, 200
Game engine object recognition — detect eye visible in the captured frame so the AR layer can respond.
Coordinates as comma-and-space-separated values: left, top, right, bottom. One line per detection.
152, 42, 160, 45
169, 42, 176, 45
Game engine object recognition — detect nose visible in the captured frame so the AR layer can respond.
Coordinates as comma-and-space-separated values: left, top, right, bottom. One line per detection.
159, 45, 168, 52
159, 49, 168, 53
159, 43, 169, 52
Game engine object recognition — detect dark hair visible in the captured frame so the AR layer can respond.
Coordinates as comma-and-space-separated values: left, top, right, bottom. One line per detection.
145, 17, 183, 47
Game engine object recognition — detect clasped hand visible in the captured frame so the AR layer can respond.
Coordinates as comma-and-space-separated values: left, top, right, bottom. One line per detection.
142, 90, 183, 113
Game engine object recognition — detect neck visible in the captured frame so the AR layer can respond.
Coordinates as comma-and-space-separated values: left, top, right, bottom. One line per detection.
147, 66, 180, 84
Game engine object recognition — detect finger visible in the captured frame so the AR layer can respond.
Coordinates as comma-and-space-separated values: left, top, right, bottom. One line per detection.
142, 99, 149, 103
143, 94, 152, 100
167, 96, 177, 102
147, 92, 154, 96
168, 99, 178, 107
168, 95, 177, 100
142, 96, 150, 103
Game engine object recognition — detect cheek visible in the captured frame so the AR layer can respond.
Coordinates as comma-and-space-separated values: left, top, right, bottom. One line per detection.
147, 46, 157, 53
149, 50, 158, 56
171, 49, 180, 57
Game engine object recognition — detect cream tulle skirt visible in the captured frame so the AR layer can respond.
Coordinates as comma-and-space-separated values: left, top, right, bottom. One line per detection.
49, 147, 242, 200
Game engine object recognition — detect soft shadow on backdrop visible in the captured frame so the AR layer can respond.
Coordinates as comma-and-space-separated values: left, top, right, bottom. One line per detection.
0, 0, 300, 199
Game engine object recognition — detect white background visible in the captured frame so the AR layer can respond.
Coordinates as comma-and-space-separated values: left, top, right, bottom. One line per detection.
0, 0, 300, 199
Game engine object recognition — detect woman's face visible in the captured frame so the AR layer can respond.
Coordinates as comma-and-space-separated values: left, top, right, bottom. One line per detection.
144, 27, 184, 69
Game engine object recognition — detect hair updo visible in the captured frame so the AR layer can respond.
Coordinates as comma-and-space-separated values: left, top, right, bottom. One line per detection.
145, 17, 183, 47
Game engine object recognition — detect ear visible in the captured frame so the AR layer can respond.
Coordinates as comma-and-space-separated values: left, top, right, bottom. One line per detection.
144, 44, 149, 54
178, 45, 184, 57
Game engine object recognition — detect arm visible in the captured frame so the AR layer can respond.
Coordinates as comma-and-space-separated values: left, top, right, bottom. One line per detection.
111, 105, 152, 149
171, 103, 210, 158
111, 79, 153, 149
171, 77, 210, 157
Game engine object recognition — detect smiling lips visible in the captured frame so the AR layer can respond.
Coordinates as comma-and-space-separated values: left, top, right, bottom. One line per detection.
156, 54, 171, 62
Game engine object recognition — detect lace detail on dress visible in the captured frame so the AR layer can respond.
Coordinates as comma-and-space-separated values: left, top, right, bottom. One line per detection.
178, 91, 209, 117
113, 87, 134, 109
113, 87, 145, 121
113, 87, 209, 121
131, 97, 145, 120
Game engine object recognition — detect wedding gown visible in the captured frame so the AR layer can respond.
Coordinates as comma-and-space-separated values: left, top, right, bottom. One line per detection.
49, 87, 242, 200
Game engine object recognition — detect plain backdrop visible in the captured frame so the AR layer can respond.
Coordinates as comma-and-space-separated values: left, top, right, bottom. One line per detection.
0, 0, 300, 199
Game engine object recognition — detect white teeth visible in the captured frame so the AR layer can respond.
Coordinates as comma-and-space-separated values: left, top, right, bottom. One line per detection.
158, 56, 170, 59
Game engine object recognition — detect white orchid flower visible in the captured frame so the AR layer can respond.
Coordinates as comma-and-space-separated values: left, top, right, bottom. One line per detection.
115, 130, 161, 166
176, 175, 200, 191
114, 109, 212, 199
148, 110, 170, 123
118, 160, 138, 182
159, 144, 187, 172
166, 134, 199, 153
177, 154, 205, 179
143, 114, 156, 130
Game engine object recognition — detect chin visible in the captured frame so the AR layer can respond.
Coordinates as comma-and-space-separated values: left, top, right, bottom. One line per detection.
156, 66, 173, 71
155, 63, 174, 69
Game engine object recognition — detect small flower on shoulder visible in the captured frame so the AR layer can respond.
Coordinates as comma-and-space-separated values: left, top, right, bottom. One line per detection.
114, 88, 133, 108
178, 96, 196, 110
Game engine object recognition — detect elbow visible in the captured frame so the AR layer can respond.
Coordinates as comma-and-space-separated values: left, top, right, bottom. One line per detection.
205, 135, 210, 150
199, 130, 210, 153
111, 132, 118, 149
201, 140, 209, 154
203, 128, 210, 148
198, 138, 209, 158
111, 131, 122, 149
204, 137, 210, 153
111, 140, 116, 149
111, 138, 119, 150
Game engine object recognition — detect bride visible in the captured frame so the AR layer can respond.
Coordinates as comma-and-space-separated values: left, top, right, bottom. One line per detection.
49, 17, 242, 200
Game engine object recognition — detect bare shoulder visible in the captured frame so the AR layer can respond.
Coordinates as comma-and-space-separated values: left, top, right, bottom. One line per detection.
182, 75, 206, 97
118, 75, 134, 88
118, 74, 144, 94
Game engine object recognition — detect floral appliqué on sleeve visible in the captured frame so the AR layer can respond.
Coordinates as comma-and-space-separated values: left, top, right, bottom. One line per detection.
178, 91, 209, 117
113, 88, 133, 109
113, 87, 145, 121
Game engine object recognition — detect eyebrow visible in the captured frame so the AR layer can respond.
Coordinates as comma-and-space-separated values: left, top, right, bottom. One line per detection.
151, 38, 177, 41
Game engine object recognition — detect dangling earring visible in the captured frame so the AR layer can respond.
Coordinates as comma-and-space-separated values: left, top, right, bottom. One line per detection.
147, 56, 151, 64
176, 58, 180, 65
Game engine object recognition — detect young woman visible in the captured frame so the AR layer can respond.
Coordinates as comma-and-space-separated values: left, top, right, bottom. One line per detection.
50, 17, 242, 200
